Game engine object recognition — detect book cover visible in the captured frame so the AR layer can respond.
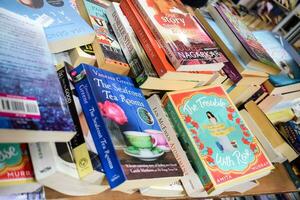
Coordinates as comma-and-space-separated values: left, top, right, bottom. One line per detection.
120, 0, 217, 86
82, 0, 130, 75
253, 31, 300, 88
0, 9, 75, 143
0, 0, 95, 53
0, 144, 38, 188
135, 0, 227, 71
213, 3, 278, 70
0, 187, 45, 200
277, 121, 300, 154
72, 64, 182, 190
163, 86, 273, 194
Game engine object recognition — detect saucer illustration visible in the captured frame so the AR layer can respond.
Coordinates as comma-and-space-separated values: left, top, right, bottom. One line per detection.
157, 145, 170, 152
124, 146, 164, 161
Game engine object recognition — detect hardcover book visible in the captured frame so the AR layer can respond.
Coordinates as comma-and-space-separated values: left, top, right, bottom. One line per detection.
134, 0, 227, 72
76, 0, 130, 75
162, 86, 273, 194
71, 64, 183, 191
208, 3, 280, 75
277, 121, 300, 154
0, 0, 95, 53
120, 0, 218, 85
0, 9, 75, 143
0, 143, 41, 194
253, 31, 300, 94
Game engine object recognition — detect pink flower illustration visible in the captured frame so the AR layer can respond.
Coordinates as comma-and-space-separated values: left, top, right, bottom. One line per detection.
98, 101, 128, 125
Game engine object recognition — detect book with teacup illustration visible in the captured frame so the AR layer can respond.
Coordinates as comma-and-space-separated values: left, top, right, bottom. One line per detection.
71, 63, 182, 191
162, 86, 273, 195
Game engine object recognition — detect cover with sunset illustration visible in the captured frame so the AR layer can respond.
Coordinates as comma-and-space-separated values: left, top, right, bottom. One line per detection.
72, 64, 182, 191
134, 0, 227, 71
162, 86, 273, 194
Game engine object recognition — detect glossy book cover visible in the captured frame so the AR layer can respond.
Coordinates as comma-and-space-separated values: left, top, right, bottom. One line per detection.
72, 64, 182, 188
0, 144, 35, 185
253, 31, 300, 87
0, 0, 94, 53
83, 0, 128, 67
214, 3, 277, 69
166, 86, 273, 191
136, 0, 227, 67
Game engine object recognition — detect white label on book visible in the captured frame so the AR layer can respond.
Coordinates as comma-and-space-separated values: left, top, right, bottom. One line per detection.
0, 94, 40, 119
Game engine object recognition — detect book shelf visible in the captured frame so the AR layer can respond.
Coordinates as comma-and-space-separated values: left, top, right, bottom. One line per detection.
45, 164, 298, 199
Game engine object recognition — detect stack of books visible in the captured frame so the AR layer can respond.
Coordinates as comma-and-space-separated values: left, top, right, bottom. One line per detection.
0, 0, 299, 198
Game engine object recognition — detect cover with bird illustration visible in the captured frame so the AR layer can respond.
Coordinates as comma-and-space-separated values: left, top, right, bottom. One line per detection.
163, 86, 273, 194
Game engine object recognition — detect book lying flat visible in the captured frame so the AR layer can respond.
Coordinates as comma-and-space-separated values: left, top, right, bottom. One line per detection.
163, 86, 273, 195
0, 9, 75, 143
0, 0, 95, 53
208, 3, 280, 75
134, 0, 227, 72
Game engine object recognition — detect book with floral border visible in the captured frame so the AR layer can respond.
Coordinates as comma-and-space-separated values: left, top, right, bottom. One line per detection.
133, 0, 227, 72
208, 3, 280, 75
162, 86, 273, 194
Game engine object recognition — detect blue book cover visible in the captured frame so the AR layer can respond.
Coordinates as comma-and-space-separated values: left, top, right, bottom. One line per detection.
0, 9, 75, 142
0, 0, 95, 53
71, 64, 182, 189
254, 31, 300, 87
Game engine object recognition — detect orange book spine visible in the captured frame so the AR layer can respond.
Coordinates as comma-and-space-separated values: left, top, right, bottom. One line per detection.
120, 0, 175, 77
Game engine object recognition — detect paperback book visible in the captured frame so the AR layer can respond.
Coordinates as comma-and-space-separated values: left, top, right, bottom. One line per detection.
69, 44, 96, 67
0, 143, 41, 194
76, 0, 130, 75
0, 0, 95, 53
71, 64, 183, 191
208, 3, 280, 75
0, 9, 75, 143
134, 0, 227, 71
163, 86, 273, 194
253, 31, 300, 94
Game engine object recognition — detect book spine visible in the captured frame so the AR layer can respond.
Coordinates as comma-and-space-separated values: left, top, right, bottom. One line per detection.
162, 96, 214, 193
133, 0, 180, 69
74, 74, 126, 189
107, 3, 157, 80
147, 95, 206, 196
120, 0, 170, 77
57, 65, 94, 179
283, 161, 300, 189
28, 143, 57, 181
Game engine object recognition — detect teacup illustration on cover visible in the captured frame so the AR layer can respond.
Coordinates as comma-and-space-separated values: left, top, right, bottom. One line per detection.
123, 131, 165, 161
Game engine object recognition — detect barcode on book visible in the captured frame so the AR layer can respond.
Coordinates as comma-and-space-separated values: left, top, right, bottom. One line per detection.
0, 95, 40, 119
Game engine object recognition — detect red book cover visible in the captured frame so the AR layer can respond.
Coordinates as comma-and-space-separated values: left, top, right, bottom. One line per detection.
134, 0, 227, 71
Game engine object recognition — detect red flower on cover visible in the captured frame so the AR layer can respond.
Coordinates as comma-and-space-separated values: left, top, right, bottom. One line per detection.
206, 156, 214, 164
190, 129, 197, 135
240, 124, 248, 130
250, 143, 257, 152
236, 118, 241, 124
243, 131, 250, 137
226, 106, 235, 113
184, 115, 192, 123
199, 143, 204, 150
228, 114, 233, 121
194, 136, 200, 143
98, 101, 128, 125
242, 137, 250, 145
207, 147, 213, 156
191, 121, 199, 129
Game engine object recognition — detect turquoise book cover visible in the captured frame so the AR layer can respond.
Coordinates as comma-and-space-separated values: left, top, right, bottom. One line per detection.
0, 0, 95, 53
166, 86, 273, 190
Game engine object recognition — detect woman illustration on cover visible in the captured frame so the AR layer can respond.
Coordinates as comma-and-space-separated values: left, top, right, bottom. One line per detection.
206, 111, 236, 153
